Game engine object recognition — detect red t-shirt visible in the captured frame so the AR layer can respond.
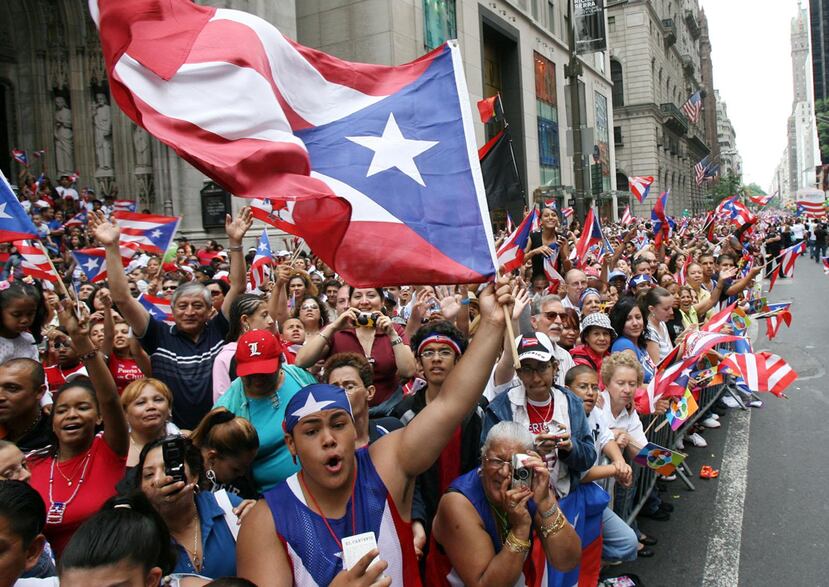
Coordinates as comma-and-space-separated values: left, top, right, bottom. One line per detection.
28, 434, 127, 557
108, 353, 144, 394
329, 324, 409, 406
44, 364, 86, 392
526, 396, 554, 436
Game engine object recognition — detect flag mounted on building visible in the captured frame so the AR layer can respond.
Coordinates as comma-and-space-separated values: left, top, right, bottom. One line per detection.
249, 228, 273, 290
681, 91, 702, 123
0, 170, 39, 243
694, 156, 720, 186
112, 211, 181, 254
496, 208, 537, 273
91, 0, 497, 287
478, 128, 524, 221
628, 176, 654, 202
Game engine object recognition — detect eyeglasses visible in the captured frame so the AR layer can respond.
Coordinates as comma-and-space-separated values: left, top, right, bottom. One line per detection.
0, 460, 28, 480
541, 310, 568, 321
162, 285, 177, 291
517, 362, 555, 375
300, 303, 318, 311
483, 456, 512, 472
52, 340, 70, 349
419, 349, 456, 360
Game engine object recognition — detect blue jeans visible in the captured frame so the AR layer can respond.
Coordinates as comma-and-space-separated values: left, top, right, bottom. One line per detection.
602, 506, 639, 561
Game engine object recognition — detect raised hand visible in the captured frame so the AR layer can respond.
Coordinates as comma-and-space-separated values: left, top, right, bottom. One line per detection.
89, 210, 120, 247
225, 206, 253, 243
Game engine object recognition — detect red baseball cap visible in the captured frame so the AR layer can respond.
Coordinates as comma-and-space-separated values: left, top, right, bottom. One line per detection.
235, 330, 283, 376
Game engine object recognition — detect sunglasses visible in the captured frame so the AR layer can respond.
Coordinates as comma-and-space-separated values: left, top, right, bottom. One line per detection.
542, 310, 568, 321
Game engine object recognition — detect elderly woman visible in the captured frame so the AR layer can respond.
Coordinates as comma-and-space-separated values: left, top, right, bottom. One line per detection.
426, 421, 580, 585
569, 312, 616, 373
579, 287, 602, 316
295, 287, 416, 411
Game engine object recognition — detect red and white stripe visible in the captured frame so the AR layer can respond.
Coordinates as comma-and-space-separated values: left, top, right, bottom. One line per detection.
113, 211, 181, 253
701, 301, 738, 333
769, 241, 807, 291
796, 200, 827, 217
720, 352, 797, 397
561, 207, 574, 221
620, 205, 634, 226
765, 310, 791, 341
13, 240, 58, 282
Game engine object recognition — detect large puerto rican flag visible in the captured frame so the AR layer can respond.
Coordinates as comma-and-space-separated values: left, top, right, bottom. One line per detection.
90, 0, 497, 287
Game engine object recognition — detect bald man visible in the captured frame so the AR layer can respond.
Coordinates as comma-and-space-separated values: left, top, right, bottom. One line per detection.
562, 269, 588, 311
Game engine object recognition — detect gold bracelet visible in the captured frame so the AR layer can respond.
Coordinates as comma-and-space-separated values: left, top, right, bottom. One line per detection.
504, 531, 531, 554
540, 510, 568, 539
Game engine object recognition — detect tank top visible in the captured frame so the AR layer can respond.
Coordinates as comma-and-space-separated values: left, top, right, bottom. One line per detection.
425, 469, 548, 587
263, 448, 420, 586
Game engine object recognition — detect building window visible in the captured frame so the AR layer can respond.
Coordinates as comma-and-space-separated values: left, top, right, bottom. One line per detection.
594, 92, 611, 193
608, 15, 615, 32
610, 60, 624, 107
424, 0, 457, 50
534, 52, 561, 186
614, 125, 623, 145
547, 0, 556, 32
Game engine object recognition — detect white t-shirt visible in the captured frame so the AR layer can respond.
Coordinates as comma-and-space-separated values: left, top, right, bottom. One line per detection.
792, 223, 805, 240
646, 321, 673, 362
56, 186, 79, 201
599, 390, 648, 448
587, 407, 615, 467
0, 332, 38, 365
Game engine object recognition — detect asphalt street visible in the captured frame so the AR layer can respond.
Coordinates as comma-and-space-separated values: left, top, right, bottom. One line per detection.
608, 255, 829, 587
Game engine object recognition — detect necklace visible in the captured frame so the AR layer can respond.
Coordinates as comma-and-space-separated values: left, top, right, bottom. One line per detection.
298, 464, 358, 552
527, 395, 553, 424
186, 514, 203, 572
47, 450, 92, 525
55, 456, 86, 486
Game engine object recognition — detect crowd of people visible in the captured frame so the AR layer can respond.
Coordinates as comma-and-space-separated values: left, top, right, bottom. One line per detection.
0, 170, 822, 586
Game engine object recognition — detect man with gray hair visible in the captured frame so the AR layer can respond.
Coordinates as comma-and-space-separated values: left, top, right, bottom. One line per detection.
530, 294, 575, 385
90, 208, 252, 429
561, 269, 588, 311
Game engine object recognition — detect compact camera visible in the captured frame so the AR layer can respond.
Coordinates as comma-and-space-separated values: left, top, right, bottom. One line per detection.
511, 453, 533, 490
356, 312, 381, 328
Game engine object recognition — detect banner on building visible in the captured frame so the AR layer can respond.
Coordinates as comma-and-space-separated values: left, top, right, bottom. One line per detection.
574, 0, 607, 55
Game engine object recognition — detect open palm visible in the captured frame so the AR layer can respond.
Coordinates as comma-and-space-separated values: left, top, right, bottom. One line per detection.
89, 211, 120, 246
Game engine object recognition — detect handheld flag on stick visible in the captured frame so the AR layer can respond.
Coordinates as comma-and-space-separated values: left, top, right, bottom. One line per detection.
72, 245, 137, 283
496, 209, 537, 273
13, 240, 59, 282
11, 150, 28, 166
651, 191, 674, 248
137, 294, 173, 323
719, 352, 797, 398
476, 94, 500, 123
112, 211, 181, 254
249, 229, 273, 290
665, 389, 699, 431
628, 176, 654, 202
769, 241, 807, 292
0, 170, 39, 243
574, 207, 612, 266
620, 205, 634, 226
113, 200, 138, 213
634, 442, 686, 476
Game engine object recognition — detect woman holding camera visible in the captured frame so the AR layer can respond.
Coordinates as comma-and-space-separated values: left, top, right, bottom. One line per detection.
134, 435, 255, 578
295, 287, 416, 411
426, 421, 580, 586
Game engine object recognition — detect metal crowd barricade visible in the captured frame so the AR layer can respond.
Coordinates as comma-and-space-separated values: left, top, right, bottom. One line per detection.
617, 342, 736, 526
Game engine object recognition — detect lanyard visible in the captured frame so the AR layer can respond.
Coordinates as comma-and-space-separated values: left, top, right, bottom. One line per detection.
299, 463, 358, 552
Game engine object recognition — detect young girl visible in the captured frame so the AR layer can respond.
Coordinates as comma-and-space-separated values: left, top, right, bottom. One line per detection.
0, 280, 45, 365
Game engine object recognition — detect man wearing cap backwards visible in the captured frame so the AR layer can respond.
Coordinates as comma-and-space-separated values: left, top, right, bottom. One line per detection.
215, 330, 316, 493
237, 279, 514, 586
482, 331, 595, 501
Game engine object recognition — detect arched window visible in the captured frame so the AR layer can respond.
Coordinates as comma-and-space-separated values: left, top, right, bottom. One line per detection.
616, 172, 629, 191
611, 60, 624, 107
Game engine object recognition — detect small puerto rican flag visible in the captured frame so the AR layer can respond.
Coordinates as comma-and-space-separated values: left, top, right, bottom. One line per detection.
628, 176, 654, 203
249, 228, 273, 290
72, 244, 136, 283
497, 208, 537, 273
138, 293, 173, 323
113, 211, 181, 254
113, 199, 137, 213
11, 150, 28, 166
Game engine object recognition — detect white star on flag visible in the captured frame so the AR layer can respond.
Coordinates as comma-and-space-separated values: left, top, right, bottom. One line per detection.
0, 203, 12, 219
346, 112, 438, 187
150, 229, 162, 239
83, 258, 100, 272
290, 392, 335, 419
258, 242, 268, 251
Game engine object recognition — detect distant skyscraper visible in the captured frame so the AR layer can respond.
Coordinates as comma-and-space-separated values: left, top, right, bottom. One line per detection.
811, 0, 828, 103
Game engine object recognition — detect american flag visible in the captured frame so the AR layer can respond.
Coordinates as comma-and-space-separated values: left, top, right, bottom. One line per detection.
681, 91, 702, 124
719, 352, 797, 397
620, 205, 634, 226
694, 156, 710, 186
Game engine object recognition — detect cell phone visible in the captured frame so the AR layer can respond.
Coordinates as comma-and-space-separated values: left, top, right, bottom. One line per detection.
511, 453, 533, 491
161, 437, 186, 485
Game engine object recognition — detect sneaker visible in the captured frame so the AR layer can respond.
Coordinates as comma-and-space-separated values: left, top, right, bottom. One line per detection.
710, 413, 720, 420
748, 399, 764, 408
700, 416, 721, 428
687, 432, 708, 448
675, 436, 685, 450
658, 473, 677, 481
721, 395, 741, 409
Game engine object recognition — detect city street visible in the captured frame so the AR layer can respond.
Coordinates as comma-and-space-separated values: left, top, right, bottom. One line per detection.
613, 257, 829, 586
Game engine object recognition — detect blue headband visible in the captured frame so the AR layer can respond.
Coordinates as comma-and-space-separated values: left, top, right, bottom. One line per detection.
628, 274, 655, 289
579, 287, 601, 307
284, 384, 354, 433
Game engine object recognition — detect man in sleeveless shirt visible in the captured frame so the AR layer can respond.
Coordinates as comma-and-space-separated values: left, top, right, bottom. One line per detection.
236, 279, 513, 586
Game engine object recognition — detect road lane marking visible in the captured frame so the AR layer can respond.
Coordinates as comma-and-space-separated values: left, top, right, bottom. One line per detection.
701, 408, 751, 587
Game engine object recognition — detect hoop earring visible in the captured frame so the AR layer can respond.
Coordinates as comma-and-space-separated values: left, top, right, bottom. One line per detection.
291, 454, 297, 465
206, 468, 218, 491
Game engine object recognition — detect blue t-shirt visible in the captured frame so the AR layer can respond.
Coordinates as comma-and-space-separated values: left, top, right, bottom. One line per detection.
172, 491, 241, 578
215, 365, 315, 492
610, 337, 655, 383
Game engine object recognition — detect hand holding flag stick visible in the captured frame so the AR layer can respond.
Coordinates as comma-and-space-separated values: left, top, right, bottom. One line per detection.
34, 241, 72, 302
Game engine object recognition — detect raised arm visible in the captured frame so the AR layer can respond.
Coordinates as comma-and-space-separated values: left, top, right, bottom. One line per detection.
372, 277, 511, 480
294, 308, 358, 368
56, 299, 129, 457
725, 265, 760, 296
267, 263, 291, 326
693, 267, 736, 316
221, 207, 253, 318
88, 211, 150, 337
99, 290, 115, 357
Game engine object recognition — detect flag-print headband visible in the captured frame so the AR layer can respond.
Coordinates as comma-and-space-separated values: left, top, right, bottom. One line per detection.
284, 384, 353, 434
417, 334, 462, 357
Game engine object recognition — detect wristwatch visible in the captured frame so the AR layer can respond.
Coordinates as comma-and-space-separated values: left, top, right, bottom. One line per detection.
390, 336, 404, 346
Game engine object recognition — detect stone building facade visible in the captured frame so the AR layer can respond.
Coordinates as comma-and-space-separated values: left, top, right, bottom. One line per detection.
607, 0, 712, 216
715, 90, 741, 178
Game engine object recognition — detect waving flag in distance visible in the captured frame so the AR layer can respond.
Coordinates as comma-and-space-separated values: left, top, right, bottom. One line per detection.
137, 293, 173, 324
628, 176, 654, 203
561, 207, 574, 222
574, 207, 613, 266
749, 192, 774, 206
72, 245, 136, 283
249, 229, 273, 289
90, 0, 496, 287
650, 191, 674, 248
112, 211, 181, 254
620, 205, 634, 226
701, 301, 739, 333
764, 304, 792, 341
11, 150, 28, 166
0, 170, 39, 243
769, 241, 807, 292
13, 240, 59, 282
674, 253, 691, 286
695, 156, 712, 187
113, 199, 137, 212
476, 94, 500, 123
32, 150, 46, 160
681, 91, 702, 123
496, 208, 537, 273
715, 196, 755, 228
62, 210, 88, 229
505, 213, 515, 233
719, 352, 797, 397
